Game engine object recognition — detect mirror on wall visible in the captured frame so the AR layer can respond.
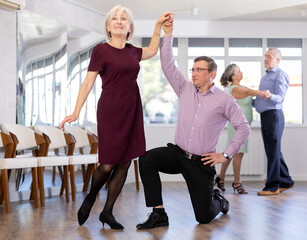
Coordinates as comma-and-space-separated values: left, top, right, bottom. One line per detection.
17, 10, 67, 126
17, 9, 104, 127
15, 9, 104, 194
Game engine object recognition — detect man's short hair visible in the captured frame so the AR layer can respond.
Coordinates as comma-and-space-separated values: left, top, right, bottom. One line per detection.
194, 56, 217, 72
268, 47, 282, 59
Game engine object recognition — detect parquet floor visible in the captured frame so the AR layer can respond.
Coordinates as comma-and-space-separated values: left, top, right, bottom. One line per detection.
0, 180, 306, 240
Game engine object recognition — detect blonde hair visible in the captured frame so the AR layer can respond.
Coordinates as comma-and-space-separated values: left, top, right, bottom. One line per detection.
103, 5, 135, 41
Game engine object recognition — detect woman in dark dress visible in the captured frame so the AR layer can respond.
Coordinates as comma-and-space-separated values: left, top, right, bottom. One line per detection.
60, 5, 174, 229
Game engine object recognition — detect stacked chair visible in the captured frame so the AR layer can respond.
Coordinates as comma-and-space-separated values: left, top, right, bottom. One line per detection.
1, 122, 139, 214
33, 125, 74, 206
62, 126, 98, 202
0, 124, 43, 213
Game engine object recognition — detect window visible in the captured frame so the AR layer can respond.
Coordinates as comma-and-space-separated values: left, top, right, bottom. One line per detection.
24, 45, 66, 126
141, 38, 179, 124
268, 38, 302, 56
229, 38, 262, 56
188, 38, 224, 56
140, 37, 303, 125
141, 59, 178, 124
67, 43, 103, 125
142, 38, 178, 56
279, 60, 302, 124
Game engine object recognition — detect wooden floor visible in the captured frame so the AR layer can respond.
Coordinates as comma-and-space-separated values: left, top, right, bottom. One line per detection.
0, 181, 306, 240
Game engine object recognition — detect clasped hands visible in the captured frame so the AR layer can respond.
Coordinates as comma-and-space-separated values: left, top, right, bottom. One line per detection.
259, 90, 271, 99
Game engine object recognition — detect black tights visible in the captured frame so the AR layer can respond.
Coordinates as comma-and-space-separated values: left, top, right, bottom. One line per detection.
87, 160, 131, 216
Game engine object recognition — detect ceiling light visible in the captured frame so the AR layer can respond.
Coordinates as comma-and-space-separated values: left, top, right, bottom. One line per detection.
192, 7, 198, 16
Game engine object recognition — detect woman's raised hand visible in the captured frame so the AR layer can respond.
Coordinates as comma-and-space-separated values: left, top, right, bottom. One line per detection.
157, 12, 175, 26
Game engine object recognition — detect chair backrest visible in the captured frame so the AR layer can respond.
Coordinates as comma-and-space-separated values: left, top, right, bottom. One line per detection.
0, 131, 13, 158
0, 131, 3, 148
1, 124, 37, 151
64, 126, 90, 149
84, 125, 98, 137
34, 125, 67, 150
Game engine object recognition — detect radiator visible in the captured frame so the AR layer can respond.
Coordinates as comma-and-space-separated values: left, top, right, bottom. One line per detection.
215, 132, 266, 176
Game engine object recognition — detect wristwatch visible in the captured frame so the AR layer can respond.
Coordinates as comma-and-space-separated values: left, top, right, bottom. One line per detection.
222, 153, 230, 160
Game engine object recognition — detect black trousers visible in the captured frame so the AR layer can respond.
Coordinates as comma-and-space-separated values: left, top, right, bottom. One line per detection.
139, 143, 223, 224
260, 109, 294, 191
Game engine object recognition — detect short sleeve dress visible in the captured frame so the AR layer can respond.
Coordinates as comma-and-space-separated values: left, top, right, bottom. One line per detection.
88, 42, 146, 164
226, 85, 253, 153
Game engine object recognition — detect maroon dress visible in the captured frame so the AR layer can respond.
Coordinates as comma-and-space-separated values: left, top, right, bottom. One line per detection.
88, 43, 145, 164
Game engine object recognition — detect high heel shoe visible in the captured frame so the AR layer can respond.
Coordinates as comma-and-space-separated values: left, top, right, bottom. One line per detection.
215, 176, 225, 191
77, 195, 95, 226
99, 212, 124, 230
232, 182, 248, 194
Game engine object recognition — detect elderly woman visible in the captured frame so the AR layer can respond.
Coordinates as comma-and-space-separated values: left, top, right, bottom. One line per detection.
61, 5, 174, 229
216, 64, 268, 194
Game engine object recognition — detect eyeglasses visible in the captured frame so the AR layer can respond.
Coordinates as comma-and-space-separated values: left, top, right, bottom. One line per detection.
189, 68, 212, 73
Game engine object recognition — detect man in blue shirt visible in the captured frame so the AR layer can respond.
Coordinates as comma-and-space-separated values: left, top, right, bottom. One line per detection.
254, 47, 295, 196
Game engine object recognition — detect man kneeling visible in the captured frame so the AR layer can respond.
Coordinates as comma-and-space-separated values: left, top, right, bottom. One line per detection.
136, 20, 250, 229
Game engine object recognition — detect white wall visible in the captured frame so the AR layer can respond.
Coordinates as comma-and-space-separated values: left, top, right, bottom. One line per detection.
135, 20, 307, 38
0, 9, 17, 124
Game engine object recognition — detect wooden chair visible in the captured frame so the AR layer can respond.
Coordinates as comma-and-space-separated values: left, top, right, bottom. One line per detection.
33, 125, 73, 207
0, 125, 42, 213
64, 126, 98, 201
84, 125, 140, 191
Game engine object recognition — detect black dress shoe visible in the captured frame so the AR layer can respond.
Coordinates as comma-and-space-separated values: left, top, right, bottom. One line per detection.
136, 211, 169, 229
77, 195, 95, 226
99, 212, 124, 230
213, 189, 229, 214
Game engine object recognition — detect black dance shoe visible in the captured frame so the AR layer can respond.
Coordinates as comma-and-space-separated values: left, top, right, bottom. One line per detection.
213, 189, 229, 214
136, 211, 169, 229
99, 212, 124, 230
77, 195, 95, 226
215, 176, 225, 191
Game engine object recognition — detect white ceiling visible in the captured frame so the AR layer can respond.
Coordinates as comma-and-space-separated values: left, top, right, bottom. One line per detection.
68, 0, 307, 21
18, 0, 307, 51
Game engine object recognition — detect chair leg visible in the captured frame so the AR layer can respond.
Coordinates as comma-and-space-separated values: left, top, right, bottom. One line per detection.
15, 168, 22, 191
81, 164, 86, 182
1, 169, 10, 214
59, 166, 65, 196
52, 166, 56, 184
1, 169, 12, 204
133, 159, 140, 191
31, 168, 39, 209
82, 164, 94, 192
0, 173, 3, 204
63, 166, 70, 203
69, 165, 76, 202
38, 166, 45, 207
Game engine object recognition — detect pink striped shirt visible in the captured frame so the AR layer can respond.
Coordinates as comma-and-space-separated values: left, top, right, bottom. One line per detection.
160, 37, 250, 157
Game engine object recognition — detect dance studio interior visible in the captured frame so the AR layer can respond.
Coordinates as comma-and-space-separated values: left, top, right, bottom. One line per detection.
1, 0, 307, 239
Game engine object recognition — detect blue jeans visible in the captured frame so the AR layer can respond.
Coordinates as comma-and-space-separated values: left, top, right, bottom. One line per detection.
260, 109, 294, 191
